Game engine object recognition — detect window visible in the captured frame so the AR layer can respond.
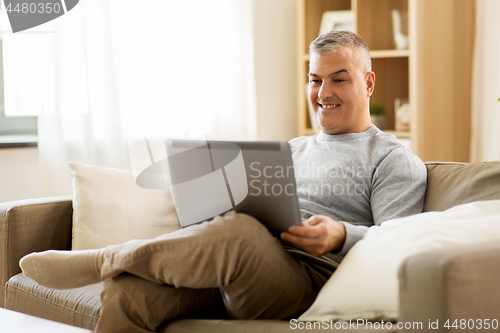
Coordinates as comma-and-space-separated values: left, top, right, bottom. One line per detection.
0, 5, 37, 139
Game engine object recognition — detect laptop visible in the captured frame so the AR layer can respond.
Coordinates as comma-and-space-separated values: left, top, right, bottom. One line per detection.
165, 139, 302, 235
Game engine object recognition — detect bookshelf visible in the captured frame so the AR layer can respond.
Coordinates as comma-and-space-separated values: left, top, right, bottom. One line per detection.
296, 0, 475, 162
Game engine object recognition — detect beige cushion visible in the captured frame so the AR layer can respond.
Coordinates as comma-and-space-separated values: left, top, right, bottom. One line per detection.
424, 161, 500, 212
298, 200, 500, 322
5, 273, 102, 330
69, 162, 180, 250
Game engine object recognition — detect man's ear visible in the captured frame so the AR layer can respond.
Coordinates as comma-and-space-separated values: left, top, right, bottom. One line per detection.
366, 71, 375, 97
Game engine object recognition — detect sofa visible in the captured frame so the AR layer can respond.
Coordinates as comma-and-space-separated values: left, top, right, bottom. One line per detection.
1, 161, 500, 332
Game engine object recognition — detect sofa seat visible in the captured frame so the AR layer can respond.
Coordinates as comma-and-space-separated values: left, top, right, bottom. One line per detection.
5, 273, 101, 329
6, 274, 394, 333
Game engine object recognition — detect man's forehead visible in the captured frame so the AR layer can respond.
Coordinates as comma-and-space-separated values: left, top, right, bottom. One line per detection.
309, 48, 363, 75
309, 53, 351, 75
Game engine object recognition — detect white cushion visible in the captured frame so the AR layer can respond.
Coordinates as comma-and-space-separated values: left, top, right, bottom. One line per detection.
69, 162, 180, 250
299, 199, 500, 322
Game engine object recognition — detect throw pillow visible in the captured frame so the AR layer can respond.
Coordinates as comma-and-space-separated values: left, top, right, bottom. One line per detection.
69, 162, 180, 250
299, 199, 500, 322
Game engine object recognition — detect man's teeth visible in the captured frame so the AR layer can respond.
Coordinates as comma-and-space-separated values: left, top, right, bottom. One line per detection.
322, 104, 340, 109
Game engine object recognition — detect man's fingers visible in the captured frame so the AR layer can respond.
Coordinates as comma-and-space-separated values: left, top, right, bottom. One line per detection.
281, 232, 318, 248
282, 215, 345, 257
287, 225, 321, 238
303, 215, 323, 226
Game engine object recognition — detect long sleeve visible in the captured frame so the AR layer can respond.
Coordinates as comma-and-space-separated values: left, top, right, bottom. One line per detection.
334, 146, 427, 257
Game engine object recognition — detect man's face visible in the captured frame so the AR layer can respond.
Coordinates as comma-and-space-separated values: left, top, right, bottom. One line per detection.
308, 47, 375, 135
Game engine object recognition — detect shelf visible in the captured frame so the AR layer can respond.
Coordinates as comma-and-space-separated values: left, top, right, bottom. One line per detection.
301, 49, 410, 62
384, 130, 411, 138
370, 49, 410, 58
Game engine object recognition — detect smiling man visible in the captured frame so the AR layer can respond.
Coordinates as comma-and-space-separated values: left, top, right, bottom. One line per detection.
281, 31, 426, 264
19, 31, 427, 333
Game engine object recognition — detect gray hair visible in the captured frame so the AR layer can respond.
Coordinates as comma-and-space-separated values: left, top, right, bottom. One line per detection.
310, 31, 372, 73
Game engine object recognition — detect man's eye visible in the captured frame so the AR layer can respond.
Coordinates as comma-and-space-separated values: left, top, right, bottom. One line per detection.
310, 80, 321, 84
335, 79, 346, 83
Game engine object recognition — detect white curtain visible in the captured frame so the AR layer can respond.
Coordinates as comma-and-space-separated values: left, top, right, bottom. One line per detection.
3, 0, 256, 196
470, 0, 500, 162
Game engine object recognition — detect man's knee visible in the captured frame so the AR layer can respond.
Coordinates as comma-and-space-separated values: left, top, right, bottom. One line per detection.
100, 274, 170, 331
215, 211, 272, 241
101, 274, 138, 305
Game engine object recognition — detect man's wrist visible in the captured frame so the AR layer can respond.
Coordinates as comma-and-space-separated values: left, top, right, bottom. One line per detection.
329, 220, 347, 253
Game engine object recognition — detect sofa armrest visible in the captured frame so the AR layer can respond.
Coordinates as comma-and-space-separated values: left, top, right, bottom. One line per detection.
398, 241, 500, 332
0, 196, 73, 304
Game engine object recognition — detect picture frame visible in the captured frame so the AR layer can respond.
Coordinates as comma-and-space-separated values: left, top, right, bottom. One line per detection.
318, 10, 354, 36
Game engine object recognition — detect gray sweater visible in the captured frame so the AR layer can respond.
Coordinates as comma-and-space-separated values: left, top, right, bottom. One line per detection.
286, 126, 427, 275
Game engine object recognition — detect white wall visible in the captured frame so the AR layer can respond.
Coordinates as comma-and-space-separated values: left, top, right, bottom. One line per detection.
0, 147, 40, 202
253, 0, 298, 141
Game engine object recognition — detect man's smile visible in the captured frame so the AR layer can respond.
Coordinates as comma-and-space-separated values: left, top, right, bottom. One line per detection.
318, 103, 341, 109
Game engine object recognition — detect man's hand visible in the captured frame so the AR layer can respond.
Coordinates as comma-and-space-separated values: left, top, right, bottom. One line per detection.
280, 215, 346, 257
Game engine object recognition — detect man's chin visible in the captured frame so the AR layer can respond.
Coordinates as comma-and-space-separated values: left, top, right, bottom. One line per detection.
319, 121, 355, 135
320, 125, 342, 135
320, 123, 371, 135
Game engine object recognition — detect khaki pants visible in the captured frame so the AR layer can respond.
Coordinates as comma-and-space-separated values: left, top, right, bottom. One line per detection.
96, 211, 327, 333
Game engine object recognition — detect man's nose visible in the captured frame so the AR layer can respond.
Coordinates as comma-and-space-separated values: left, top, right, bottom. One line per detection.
318, 82, 333, 100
